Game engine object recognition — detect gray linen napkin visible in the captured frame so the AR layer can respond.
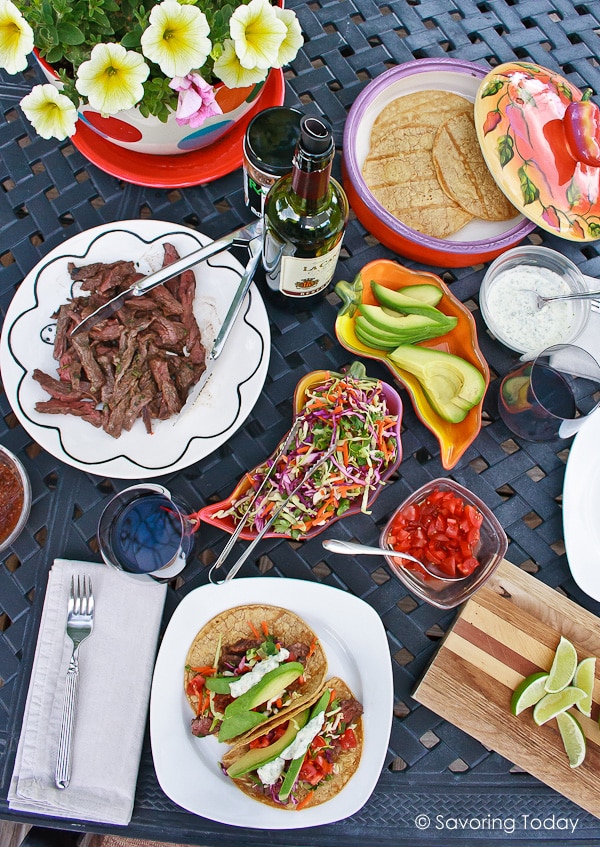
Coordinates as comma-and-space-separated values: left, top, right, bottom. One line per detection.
9, 558, 167, 825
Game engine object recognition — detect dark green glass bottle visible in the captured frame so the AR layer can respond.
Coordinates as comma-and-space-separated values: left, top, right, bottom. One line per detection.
262, 116, 349, 302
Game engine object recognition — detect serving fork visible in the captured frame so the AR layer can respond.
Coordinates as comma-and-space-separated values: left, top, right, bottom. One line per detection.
55, 575, 94, 790
591, 299, 600, 314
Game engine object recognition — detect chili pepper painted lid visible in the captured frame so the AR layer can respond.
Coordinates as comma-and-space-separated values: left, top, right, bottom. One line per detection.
474, 61, 600, 242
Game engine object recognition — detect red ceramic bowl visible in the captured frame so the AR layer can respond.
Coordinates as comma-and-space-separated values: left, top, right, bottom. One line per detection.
342, 58, 535, 268
199, 366, 403, 540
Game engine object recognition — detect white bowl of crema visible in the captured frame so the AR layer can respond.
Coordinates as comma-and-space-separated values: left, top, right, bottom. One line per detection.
479, 245, 590, 356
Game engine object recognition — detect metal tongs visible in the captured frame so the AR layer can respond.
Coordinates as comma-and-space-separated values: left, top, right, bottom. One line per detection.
70, 218, 262, 336
208, 428, 337, 584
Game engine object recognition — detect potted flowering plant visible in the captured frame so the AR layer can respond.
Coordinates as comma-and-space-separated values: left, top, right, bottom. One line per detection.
0, 0, 302, 153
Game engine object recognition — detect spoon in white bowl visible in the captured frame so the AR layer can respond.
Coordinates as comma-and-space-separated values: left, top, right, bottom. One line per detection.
521, 287, 600, 311
321, 538, 471, 581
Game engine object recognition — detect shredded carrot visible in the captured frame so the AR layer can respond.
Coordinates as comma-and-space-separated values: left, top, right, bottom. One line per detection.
306, 638, 317, 659
248, 621, 260, 639
296, 793, 314, 811
190, 665, 216, 675
261, 620, 269, 637
275, 698, 283, 708
328, 688, 336, 704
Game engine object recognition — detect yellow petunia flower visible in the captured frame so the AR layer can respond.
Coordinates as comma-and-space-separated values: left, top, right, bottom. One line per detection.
229, 0, 286, 71
273, 8, 303, 68
20, 84, 78, 140
0, 0, 34, 75
75, 43, 150, 115
141, 1, 211, 79
213, 38, 268, 89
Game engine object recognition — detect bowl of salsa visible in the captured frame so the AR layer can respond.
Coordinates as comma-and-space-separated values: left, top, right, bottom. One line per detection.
381, 478, 507, 608
0, 446, 31, 553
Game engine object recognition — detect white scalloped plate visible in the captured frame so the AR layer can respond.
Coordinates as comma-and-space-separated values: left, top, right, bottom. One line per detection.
0, 220, 270, 478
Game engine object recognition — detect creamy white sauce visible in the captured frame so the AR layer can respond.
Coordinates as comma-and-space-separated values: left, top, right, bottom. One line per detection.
257, 756, 286, 785
228, 648, 290, 698
256, 712, 326, 786
485, 265, 576, 353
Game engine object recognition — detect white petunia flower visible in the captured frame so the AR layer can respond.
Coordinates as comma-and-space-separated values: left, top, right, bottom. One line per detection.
0, 0, 34, 74
213, 38, 268, 89
141, 1, 211, 78
20, 84, 78, 140
273, 7, 303, 67
75, 43, 149, 115
229, 0, 286, 71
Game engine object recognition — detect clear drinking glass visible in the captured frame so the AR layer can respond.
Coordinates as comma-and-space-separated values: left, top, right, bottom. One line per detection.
498, 344, 600, 442
98, 484, 196, 579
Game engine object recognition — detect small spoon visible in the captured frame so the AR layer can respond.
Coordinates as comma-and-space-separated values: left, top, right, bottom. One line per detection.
522, 287, 600, 311
321, 538, 470, 581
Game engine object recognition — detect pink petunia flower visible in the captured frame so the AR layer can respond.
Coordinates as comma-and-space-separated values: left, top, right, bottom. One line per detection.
169, 73, 222, 128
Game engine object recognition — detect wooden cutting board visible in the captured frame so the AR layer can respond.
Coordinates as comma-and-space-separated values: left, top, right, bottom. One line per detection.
413, 559, 600, 818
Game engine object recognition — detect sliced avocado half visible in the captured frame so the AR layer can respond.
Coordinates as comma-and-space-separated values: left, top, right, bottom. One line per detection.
223, 662, 305, 716
226, 708, 311, 778
358, 305, 456, 340
389, 345, 486, 423
371, 282, 448, 322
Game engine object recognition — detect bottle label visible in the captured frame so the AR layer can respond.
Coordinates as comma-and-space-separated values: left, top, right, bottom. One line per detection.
277, 242, 343, 297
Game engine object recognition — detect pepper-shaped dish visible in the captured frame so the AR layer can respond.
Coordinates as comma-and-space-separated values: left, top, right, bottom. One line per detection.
334, 259, 489, 469
199, 363, 403, 540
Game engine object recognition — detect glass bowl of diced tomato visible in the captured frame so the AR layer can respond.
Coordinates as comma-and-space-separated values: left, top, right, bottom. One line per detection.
381, 478, 507, 608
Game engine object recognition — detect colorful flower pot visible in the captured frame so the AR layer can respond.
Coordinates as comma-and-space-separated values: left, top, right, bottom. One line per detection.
34, 50, 270, 156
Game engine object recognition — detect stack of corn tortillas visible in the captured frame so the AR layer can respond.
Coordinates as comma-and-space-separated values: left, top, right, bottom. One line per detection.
362, 89, 516, 239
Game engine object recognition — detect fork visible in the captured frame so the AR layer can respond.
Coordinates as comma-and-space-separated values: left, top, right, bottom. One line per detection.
592, 299, 600, 314
55, 575, 94, 790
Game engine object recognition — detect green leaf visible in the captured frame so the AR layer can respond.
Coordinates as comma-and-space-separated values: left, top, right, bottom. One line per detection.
588, 221, 600, 237
518, 166, 540, 205
498, 134, 514, 167
56, 22, 85, 45
480, 80, 504, 98
566, 178, 581, 208
45, 45, 64, 64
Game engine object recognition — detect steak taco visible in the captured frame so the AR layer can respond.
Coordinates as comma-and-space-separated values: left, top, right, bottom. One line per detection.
220, 676, 363, 810
184, 604, 327, 744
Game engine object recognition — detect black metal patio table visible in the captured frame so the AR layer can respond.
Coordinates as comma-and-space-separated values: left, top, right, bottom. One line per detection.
2, 1, 600, 845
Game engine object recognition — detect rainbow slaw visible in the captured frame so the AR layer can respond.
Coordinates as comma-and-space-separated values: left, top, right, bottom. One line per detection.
214, 373, 399, 539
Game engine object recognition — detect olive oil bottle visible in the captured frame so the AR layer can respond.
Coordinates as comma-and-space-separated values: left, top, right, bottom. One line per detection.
262, 115, 349, 303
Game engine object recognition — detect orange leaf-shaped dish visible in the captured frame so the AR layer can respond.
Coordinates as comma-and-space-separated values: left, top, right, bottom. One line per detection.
199, 363, 403, 540
334, 259, 489, 469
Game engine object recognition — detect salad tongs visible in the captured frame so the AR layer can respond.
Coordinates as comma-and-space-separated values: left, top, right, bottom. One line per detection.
209, 436, 337, 584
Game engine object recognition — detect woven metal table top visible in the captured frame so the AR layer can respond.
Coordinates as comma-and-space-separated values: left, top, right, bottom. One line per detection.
2, 1, 600, 844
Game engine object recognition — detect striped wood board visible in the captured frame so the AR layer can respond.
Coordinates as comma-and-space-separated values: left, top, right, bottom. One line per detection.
413, 559, 600, 818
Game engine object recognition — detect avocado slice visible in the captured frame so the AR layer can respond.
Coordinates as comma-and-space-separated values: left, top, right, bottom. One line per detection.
371, 282, 448, 322
204, 675, 235, 694
358, 305, 457, 340
278, 689, 333, 801
394, 283, 443, 306
389, 344, 486, 423
218, 709, 269, 743
225, 708, 311, 779
223, 662, 305, 716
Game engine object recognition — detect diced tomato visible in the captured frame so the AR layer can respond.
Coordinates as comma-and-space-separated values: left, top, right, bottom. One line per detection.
387, 488, 484, 580
339, 727, 358, 749
186, 674, 205, 696
311, 735, 327, 749
299, 760, 322, 785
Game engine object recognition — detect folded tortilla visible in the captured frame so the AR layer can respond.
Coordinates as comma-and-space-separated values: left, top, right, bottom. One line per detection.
184, 604, 328, 744
221, 676, 363, 809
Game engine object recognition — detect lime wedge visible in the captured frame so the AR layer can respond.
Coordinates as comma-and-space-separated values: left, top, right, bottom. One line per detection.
545, 636, 578, 693
533, 686, 586, 725
511, 671, 550, 715
556, 711, 587, 768
573, 656, 596, 717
